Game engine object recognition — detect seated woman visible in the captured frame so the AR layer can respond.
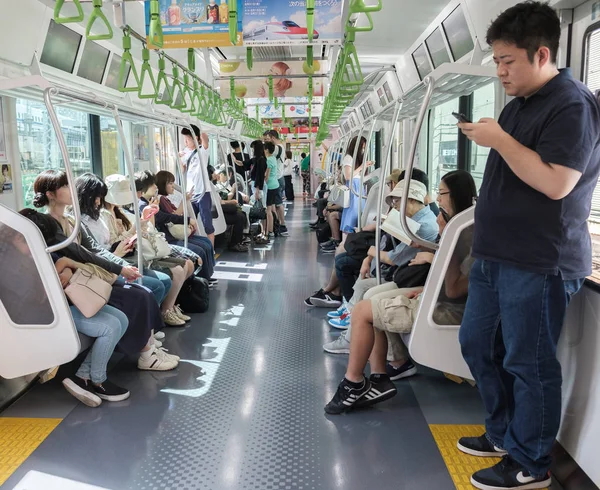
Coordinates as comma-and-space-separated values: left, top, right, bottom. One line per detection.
30, 175, 179, 372
211, 169, 249, 252
1, 217, 129, 407
74, 173, 194, 327
324, 170, 477, 414
137, 170, 216, 284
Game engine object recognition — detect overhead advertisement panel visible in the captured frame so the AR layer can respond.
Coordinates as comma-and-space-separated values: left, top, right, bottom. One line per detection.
255, 103, 322, 119
219, 59, 327, 77
243, 0, 344, 46
145, 0, 243, 48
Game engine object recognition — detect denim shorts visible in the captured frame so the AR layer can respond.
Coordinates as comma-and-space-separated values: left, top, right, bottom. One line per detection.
193, 193, 215, 235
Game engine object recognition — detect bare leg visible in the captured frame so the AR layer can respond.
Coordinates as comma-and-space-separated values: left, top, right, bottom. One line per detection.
161, 266, 186, 312
266, 205, 274, 233
276, 204, 285, 226
369, 329, 389, 374
345, 300, 376, 382
184, 259, 194, 279
328, 211, 342, 241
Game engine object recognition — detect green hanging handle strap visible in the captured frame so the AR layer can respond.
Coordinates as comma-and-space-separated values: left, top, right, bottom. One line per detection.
54, 0, 84, 24
308, 76, 313, 104
256, 105, 259, 120
306, 45, 314, 69
246, 47, 253, 71
119, 30, 140, 92
86, 0, 113, 41
189, 79, 201, 115
228, 0, 238, 45
148, 0, 164, 48
230, 77, 236, 100
306, 0, 315, 43
268, 75, 274, 102
170, 66, 186, 109
188, 48, 195, 71
180, 72, 194, 113
138, 47, 157, 99
155, 55, 173, 104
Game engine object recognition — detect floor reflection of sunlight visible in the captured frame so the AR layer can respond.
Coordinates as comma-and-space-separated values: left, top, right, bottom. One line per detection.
13, 471, 111, 490
216, 261, 268, 270
161, 360, 220, 398
211, 271, 264, 282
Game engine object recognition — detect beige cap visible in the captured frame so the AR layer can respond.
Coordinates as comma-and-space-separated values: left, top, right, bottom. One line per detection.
385, 179, 427, 206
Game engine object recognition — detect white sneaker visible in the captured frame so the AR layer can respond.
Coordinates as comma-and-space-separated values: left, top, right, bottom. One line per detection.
174, 305, 191, 322
162, 309, 186, 326
323, 333, 351, 354
158, 347, 180, 362
138, 347, 178, 371
154, 339, 163, 348
154, 331, 166, 341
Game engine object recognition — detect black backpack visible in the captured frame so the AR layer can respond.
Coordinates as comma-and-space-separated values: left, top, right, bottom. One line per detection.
344, 231, 376, 261
316, 221, 332, 243
176, 276, 210, 314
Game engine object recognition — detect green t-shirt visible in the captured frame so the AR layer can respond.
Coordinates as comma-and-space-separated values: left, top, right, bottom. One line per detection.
266, 156, 280, 190
301, 155, 310, 171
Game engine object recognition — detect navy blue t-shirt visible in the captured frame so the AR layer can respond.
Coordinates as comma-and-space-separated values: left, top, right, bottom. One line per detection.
473, 69, 600, 280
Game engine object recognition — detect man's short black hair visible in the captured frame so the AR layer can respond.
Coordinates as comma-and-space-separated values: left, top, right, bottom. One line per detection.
182, 124, 201, 139
135, 170, 156, 194
264, 141, 276, 154
230, 141, 241, 150
486, 1, 560, 64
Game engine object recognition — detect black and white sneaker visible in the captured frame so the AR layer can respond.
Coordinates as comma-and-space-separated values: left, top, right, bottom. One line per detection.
311, 292, 343, 308
354, 374, 398, 408
458, 433, 509, 458
63, 377, 102, 408
470, 455, 551, 490
386, 360, 418, 380
304, 288, 325, 306
324, 377, 371, 414
92, 380, 131, 402
208, 278, 219, 288
279, 225, 289, 236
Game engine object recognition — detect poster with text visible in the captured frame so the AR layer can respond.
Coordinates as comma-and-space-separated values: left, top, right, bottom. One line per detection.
256, 103, 322, 119
243, 0, 343, 46
1, 163, 13, 193
145, 0, 243, 48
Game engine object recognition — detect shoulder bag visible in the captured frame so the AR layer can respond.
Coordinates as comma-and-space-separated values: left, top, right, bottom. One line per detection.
65, 268, 113, 318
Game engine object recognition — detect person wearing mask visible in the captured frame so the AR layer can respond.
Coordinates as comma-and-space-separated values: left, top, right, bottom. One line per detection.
181, 125, 215, 247
455, 3, 600, 489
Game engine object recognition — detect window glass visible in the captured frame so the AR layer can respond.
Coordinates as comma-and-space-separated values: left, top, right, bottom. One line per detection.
442, 6, 475, 61
105, 55, 130, 91
584, 27, 600, 284
470, 83, 496, 189
100, 116, 121, 177
412, 44, 432, 81
0, 224, 54, 325
16, 99, 92, 208
132, 124, 150, 165
428, 98, 459, 193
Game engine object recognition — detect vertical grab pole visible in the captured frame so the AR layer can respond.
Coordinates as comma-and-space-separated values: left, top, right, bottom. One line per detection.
375, 99, 403, 285
169, 124, 189, 249
43, 87, 82, 253
357, 117, 378, 231
112, 107, 143, 282
399, 77, 439, 251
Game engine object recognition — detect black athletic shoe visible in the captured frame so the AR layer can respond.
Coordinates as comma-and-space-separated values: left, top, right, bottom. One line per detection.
325, 377, 371, 414
386, 360, 418, 380
279, 225, 289, 236
92, 380, 131, 402
305, 288, 326, 306
311, 292, 343, 308
354, 374, 397, 408
458, 433, 509, 458
62, 377, 102, 408
470, 455, 551, 490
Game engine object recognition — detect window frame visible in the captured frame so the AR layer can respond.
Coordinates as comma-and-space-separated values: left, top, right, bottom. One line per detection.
580, 20, 600, 87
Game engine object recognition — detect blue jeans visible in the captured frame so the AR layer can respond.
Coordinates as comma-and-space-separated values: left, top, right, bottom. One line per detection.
71, 305, 128, 384
192, 193, 215, 235
335, 252, 362, 301
140, 271, 171, 305
459, 259, 583, 477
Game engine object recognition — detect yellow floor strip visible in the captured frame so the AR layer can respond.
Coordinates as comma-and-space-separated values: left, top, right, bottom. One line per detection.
0, 418, 62, 486
429, 425, 549, 490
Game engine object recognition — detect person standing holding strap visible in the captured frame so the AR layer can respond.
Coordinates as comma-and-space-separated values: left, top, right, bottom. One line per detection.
456, 3, 600, 489
263, 130, 289, 236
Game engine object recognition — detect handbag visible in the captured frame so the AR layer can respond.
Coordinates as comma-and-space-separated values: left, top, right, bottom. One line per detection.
344, 231, 376, 261
167, 223, 194, 240
249, 199, 267, 221
140, 223, 171, 261
79, 263, 118, 285
176, 276, 210, 313
64, 268, 112, 318
329, 184, 350, 208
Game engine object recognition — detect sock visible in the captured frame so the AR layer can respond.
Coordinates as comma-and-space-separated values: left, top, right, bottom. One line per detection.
344, 377, 364, 388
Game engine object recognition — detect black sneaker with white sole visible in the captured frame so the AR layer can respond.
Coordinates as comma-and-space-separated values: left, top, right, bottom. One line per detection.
325, 377, 371, 414
304, 288, 325, 306
354, 374, 398, 408
470, 455, 551, 490
92, 380, 131, 402
311, 292, 343, 308
279, 225, 289, 236
386, 360, 418, 381
458, 433, 509, 458
62, 377, 102, 408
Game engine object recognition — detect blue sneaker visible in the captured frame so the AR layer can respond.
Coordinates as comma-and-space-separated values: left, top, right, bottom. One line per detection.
327, 304, 348, 319
328, 314, 350, 330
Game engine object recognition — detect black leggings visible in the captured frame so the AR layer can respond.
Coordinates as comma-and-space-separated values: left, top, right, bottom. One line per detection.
284, 175, 295, 201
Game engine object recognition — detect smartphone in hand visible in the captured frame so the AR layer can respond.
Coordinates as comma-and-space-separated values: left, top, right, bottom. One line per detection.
452, 112, 472, 124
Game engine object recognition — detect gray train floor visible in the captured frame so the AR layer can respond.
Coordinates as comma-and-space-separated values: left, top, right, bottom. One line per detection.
1, 197, 562, 490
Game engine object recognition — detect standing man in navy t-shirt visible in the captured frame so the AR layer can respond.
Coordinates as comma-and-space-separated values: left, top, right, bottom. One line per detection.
456, 3, 600, 490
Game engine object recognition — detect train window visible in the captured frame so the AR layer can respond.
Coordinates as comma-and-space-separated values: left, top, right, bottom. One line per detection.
0, 224, 54, 325
100, 116, 126, 177
470, 83, 496, 189
584, 27, 600, 283
40, 20, 82, 74
412, 44, 433, 81
132, 124, 150, 164
77, 41, 110, 84
428, 98, 459, 192
17, 99, 92, 208
426, 27, 451, 69
442, 6, 475, 62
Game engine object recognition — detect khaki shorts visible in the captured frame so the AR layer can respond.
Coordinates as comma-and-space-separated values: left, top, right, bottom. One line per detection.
371, 293, 420, 334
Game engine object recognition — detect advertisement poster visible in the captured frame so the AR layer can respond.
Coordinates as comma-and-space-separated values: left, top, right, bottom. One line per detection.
219, 66, 325, 98
145, 0, 243, 48
243, 0, 343, 46
0, 163, 13, 193
256, 103, 322, 119
271, 117, 319, 134
219, 59, 328, 77
0, 98, 6, 161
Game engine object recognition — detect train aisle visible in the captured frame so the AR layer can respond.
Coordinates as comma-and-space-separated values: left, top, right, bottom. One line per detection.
0, 198, 558, 490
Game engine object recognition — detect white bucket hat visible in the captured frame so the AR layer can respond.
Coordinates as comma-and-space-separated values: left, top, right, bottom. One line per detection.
385, 179, 427, 207
105, 174, 135, 206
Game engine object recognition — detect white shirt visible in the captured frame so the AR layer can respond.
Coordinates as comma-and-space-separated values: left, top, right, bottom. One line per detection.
82, 214, 111, 250
185, 145, 210, 198
275, 144, 285, 179
282, 158, 293, 177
